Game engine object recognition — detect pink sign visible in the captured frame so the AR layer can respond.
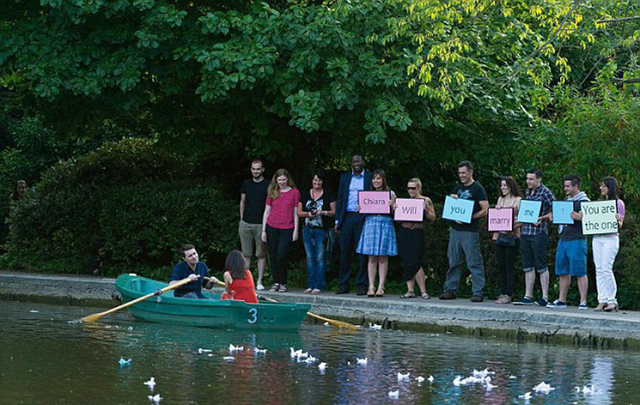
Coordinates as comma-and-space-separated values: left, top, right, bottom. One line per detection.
394, 198, 424, 222
487, 208, 514, 232
358, 191, 391, 214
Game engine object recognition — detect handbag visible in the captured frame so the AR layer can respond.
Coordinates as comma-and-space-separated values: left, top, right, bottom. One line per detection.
496, 233, 517, 247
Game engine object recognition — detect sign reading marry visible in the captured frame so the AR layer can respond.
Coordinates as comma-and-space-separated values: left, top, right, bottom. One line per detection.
442, 196, 474, 224
487, 208, 513, 232
581, 200, 618, 235
552, 201, 574, 225
358, 191, 391, 214
394, 198, 424, 222
517, 200, 542, 224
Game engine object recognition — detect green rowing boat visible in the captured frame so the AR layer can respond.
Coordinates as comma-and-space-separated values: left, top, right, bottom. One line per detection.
116, 274, 311, 330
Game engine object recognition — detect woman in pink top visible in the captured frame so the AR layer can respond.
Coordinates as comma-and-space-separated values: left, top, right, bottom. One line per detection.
261, 168, 300, 292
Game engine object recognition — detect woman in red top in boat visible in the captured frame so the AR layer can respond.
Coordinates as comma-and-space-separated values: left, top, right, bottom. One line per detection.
221, 250, 258, 304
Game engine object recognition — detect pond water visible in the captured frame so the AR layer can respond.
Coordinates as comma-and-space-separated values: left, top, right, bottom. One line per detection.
1, 301, 638, 405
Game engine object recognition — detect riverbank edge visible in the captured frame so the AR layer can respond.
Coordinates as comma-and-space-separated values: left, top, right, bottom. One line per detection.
2, 271, 639, 350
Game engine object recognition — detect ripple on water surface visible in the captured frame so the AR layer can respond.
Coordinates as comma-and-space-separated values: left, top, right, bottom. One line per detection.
1, 301, 639, 405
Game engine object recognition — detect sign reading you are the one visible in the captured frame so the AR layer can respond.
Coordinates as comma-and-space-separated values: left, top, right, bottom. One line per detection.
581, 200, 618, 235
358, 191, 391, 214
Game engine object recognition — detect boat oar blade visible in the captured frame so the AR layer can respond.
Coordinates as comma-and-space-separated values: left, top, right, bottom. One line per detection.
306, 311, 358, 330
80, 276, 195, 322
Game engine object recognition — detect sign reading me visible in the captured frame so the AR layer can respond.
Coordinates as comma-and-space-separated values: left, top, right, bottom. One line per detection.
358, 191, 391, 214
581, 200, 618, 235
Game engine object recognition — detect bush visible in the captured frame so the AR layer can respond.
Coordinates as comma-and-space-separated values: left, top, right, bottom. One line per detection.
3, 138, 238, 276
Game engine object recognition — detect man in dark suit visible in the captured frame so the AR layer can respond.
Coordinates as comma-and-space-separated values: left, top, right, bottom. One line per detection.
334, 154, 372, 294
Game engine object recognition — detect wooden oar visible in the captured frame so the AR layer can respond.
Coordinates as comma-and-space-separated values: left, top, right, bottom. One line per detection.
81, 276, 195, 322
215, 281, 357, 330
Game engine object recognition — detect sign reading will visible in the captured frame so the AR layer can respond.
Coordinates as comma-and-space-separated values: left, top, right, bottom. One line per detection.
394, 198, 424, 222
358, 191, 391, 214
581, 200, 618, 235
442, 196, 474, 224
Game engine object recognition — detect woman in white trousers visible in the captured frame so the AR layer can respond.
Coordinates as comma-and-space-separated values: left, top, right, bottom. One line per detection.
592, 177, 625, 312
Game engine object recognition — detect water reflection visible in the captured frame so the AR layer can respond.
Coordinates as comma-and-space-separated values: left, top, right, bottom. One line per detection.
1, 302, 639, 405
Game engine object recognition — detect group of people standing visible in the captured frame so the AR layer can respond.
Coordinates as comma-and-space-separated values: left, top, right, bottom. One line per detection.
237, 157, 626, 311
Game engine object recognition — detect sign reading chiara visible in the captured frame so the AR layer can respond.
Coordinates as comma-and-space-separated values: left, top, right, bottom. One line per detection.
358, 191, 391, 214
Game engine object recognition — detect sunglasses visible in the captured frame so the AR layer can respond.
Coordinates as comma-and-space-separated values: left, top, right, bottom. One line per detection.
406, 186, 417, 190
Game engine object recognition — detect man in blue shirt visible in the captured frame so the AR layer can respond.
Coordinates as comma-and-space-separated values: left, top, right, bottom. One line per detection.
334, 154, 372, 294
169, 244, 219, 298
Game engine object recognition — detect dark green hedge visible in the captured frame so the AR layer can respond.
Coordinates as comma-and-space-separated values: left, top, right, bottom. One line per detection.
3, 139, 237, 277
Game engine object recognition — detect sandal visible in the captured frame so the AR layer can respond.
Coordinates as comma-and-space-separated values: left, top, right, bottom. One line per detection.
269, 283, 280, 292
278, 284, 288, 292
400, 291, 416, 299
594, 303, 606, 312
420, 291, 430, 300
375, 288, 384, 298
367, 287, 375, 297
603, 303, 618, 312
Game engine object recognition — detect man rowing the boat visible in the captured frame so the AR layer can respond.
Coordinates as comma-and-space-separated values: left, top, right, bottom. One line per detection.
168, 244, 219, 299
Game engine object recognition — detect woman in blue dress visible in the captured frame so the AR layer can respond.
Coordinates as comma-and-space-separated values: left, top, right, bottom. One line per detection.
356, 169, 397, 297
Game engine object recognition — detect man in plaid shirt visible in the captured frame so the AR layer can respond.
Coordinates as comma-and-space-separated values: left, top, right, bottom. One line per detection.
514, 169, 555, 306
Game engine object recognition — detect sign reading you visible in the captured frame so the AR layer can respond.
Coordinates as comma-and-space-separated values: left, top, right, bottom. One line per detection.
394, 198, 424, 222
358, 191, 391, 214
442, 196, 474, 224
487, 208, 513, 232
581, 200, 618, 235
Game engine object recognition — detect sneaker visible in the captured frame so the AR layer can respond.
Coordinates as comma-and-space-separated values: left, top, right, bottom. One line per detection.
547, 299, 567, 309
535, 298, 549, 307
514, 296, 534, 305
439, 290, 457, 300
278, 284, 288, 292
578, 302, 588, 310
269, 283, 280, 292
257, 284, 265, 291
311, 289, 321, 294
471, 295, 484, 303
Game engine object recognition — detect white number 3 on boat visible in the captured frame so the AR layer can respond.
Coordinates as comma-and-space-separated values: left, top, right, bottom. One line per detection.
247, 308, 258, 324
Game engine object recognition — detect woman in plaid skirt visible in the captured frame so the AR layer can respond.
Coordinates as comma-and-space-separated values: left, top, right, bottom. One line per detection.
356, 169, 397, 297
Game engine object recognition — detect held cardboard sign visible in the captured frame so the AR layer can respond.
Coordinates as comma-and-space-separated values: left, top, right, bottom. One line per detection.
487, 208, 513, 232
394, 198, 424, 222
442, 196, 474, 224
581, 200, 618, 235
552, 201, 574, 225
517, 200, 542, 224
358, 191, 391, 214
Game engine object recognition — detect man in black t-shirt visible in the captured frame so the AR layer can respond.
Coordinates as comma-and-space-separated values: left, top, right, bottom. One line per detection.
239, 159, 269, 290
440, 161, 489, 302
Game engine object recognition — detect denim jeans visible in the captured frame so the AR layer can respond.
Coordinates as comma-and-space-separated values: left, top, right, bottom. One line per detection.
303, 227, 327, 290
265, 225, 294, 285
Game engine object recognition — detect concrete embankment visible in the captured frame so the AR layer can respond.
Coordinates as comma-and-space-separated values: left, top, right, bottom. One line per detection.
2, 271, 639, 349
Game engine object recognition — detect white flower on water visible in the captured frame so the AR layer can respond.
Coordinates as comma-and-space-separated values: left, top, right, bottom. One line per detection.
519, 392, 532, 400
228, 344, 243, 353
143, 377, 155, 391
118, 358, 131, 367
397, 372, 410, 381
369, 323, 382, 330
148, 394, 162, 403
29, 310, 39, 313
253, 347, 267, 355
356, 358, 368, 366
415, 376, 425, 383
533, 382, 554, 393
428, 375, 434, 383
223, 356, 235, 361
453, 376, 462, 386
318, 362, 327, 371
388, 390, 399, 399
198, 348, 212, 354
581, 385, 598, 395
509, 375, 517, 379
324, 322, 330, 327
